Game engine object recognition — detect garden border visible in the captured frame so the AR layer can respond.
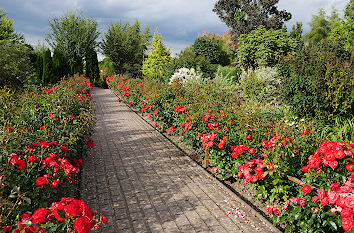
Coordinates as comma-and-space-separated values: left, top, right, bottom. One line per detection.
111, 89, 284, 233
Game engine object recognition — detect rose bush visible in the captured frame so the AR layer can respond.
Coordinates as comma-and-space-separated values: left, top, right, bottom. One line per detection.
0, 75, 107, 232
107, 75, 353, 232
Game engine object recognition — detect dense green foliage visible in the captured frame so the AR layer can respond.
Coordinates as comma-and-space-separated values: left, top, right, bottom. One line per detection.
213, 0, 291, 38
46, 11, 99, 75
236, 26, 300, 69
52, 48, 70, 82
42, 48, 52, 83
142, 29, 171, 80
85, 48, 99, 83
192, 36, 221, 64
0, 40, 36, 88
328, 0, 354, 51
102, 20, 151, 75
279, 43, 354, 120
304, 7, 341, 44
0, 75, 94, 225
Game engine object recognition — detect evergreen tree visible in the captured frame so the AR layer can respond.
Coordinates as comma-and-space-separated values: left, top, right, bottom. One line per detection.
142, 29, 171, 79
42, 48, 52, 83
52, 48, 70, 82
85, 48, 99, 82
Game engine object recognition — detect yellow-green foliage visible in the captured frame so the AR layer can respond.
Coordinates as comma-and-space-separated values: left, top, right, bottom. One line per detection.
142, 29, 171, 79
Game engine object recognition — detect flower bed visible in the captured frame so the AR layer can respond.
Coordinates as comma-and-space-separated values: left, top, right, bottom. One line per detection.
107, 75, 353, 232
1, 75, 107, 232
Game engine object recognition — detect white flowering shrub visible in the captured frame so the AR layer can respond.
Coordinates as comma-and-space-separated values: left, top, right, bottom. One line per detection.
169, 68, 202, 85
239, 67, 281, 103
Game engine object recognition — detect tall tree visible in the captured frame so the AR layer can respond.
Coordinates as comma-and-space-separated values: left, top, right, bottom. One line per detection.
328, 0, 354, 51
102, 20, 151, 74
305, 7, 341, 44
85, 48, 99, 83
52, 48, 70, 82
213, 0, 291, 38
42, 48, 52, 83
46, 11, 99, 74
142, 29, 171, 79
0, 8, 22, 41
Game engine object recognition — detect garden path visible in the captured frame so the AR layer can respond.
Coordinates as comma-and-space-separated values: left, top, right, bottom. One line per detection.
80, 88, 281, 233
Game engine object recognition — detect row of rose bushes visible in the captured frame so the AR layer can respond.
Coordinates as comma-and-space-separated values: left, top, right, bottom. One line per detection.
106, 75, 353, 233
0, 75, 107, 232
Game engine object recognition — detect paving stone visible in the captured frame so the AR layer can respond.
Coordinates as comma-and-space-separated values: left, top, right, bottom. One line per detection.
79, 88, 281, 233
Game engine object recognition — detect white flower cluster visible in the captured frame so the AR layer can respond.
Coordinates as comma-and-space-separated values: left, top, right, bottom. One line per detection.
169, 68, 202, 85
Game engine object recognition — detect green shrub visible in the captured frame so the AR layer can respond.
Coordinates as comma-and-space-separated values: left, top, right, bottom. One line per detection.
192, 36, 221, 64
236, 26, 300, 69
279, 42, 354, 119
239, 67, 281, 103
214, 65, 241, 88
0, 40, 37, 88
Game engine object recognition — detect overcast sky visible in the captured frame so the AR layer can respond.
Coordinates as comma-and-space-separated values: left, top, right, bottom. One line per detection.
1, 0, 349, 59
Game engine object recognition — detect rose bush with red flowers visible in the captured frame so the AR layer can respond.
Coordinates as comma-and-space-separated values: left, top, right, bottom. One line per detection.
107, 75, 353, 232
0, 75, 107, 232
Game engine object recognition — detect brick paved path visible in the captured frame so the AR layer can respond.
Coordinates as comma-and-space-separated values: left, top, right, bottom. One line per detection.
80, 88, 281, 233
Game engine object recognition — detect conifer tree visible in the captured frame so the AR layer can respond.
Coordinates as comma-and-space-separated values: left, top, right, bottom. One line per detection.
42, 48, 52, 83
142, 29, 171, 79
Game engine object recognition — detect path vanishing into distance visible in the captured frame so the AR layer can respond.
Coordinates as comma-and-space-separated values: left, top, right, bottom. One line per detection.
80, 88, 282, 233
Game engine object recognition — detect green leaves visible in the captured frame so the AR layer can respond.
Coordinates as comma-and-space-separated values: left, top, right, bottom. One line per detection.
142, 29, 171, 79
102, 20, 151, 75
46, 11, 99, 74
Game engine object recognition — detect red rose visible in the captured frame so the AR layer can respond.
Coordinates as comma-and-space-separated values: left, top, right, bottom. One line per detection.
329, 183, 341, 191
266, 207, 273, 214
329, 160, 338, 169
312, 196, 319, 203
341, 208, 354, 218
301, 129, 309, 135
35, 177, 48, 186
9, 153, 19, 159
73, 216, 94, 233
346, 163, 354, 172
64, 200, 83, 217
342, 217, 354, 232
248, 148, 255, 154
31, 208, 50, 224
28, 156, 39, 163
100, 215, 108, 224
318, 189, 327, 200
302, 185, 312, 194
61, 146, 69, 153
152, 122, 157, 128
328, 191, 340, 204
246, 135, 252, 139
20, 213, 32, 222
10, 158, 19, 166
273, 208, 280, 215
16, 160, 26, 170
345, 195, 354, 209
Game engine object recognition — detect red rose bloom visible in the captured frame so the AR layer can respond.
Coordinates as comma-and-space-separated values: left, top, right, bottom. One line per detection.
302, 185, 312, 194
273, 208, 280, 215
342, 217, 354, 232
73, 216, 94, 233
28, 156, 39, 163
64, 200, 83, 217
16, 160, 26, 170
31, 208, 50, 224
35, 177, 48, 186
246, 135, 252, 139
301, 129, 308, 135
345, 195, 354, 209
100, 215, 108, 224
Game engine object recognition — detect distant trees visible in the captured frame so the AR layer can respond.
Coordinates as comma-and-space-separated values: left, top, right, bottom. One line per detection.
213, 0, 291, 38
102, 20, 151, 75
328, 0, 354, 51
46, 11, 100, 75
85, 47, 99, 83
